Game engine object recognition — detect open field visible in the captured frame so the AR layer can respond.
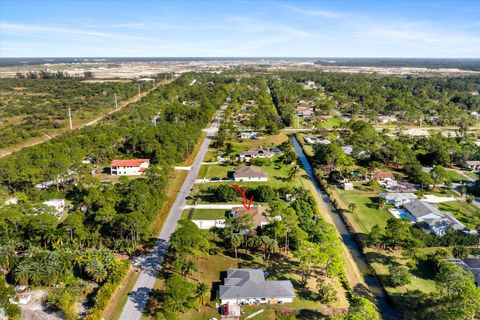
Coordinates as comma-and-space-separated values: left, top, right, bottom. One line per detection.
438, 200, 480, 229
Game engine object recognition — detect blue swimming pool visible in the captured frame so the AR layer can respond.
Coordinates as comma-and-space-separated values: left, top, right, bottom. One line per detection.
399, 213, 412, 220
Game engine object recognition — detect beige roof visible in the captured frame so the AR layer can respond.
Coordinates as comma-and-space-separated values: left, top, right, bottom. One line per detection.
233, 166, 267, 178
231, 205, 268, 227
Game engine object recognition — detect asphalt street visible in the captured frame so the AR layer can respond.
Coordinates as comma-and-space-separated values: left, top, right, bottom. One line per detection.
118, 99, 229, 320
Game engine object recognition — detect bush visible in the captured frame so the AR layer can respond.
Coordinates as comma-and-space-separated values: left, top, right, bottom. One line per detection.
254, 185, 276, 202
211, 185, 238, 202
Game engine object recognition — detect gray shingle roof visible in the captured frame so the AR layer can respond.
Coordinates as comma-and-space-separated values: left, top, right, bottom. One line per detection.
233, 166, 267, 178
218, 268, 295, 300
379, 192, 417, 201
403, 200, 442, 218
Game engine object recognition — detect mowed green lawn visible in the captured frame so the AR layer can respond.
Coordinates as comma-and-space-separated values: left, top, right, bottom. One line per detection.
336, 185, 392, 233
197, 162, 293, 187
438, 201, 480, 229
182, 209, 228, 220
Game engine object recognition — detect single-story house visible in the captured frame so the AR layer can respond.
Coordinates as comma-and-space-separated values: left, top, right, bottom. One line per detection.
230, 205, 269, 228
304, 136, 321, 144
464, 160, 480, 171
376, 115, 398, 124
218, 268, 295, 305
446, 258, 480, 287
404, 128, 430, 137
238, 131, 259, 139
233, 166, 268, 182
374, 171, 395, 183
304, 81, 316, 89
5, 197, 19, 205
341, 146, 353, 156
341, 181, 354, 190
379, 192, 417, 207
43, 199, 65, 212
402, 200, 465, 236
238, 147, 275, 162
110, 159, 150, 176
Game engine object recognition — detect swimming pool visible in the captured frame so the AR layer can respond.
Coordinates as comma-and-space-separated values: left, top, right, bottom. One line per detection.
399, 213, 411, 220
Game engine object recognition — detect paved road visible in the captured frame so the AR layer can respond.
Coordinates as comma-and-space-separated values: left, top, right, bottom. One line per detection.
118, 99, 229, 320
291, 136, 398, 320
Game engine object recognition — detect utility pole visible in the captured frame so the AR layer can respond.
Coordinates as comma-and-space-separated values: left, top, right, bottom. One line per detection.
115, 93, 118, 109
68, 107, 73, 130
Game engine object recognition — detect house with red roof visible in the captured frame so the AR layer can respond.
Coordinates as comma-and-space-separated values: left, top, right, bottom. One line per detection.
110, 159, 150, 176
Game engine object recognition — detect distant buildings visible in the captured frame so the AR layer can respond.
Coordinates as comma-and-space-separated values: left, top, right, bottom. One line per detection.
464, 160, 480, 171
218, 268, 295, 305
376, 115, 398, 124
238, 131, 259, 139
404, 128, 430, 137
304, 136, 331, 145
43, 199, 66, 216
110, 159, 150, 176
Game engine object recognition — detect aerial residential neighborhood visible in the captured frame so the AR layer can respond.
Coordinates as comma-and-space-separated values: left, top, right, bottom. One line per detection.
1, 1, 480, 320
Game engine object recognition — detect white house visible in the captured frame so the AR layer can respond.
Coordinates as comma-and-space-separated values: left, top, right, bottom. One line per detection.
341, 181, 354, 190
110, 159, 150, 176
238, 147, 274, 162
238, 131, 259, 139
464, 160, 480, 171
218, 269, 295, 305
403, 200, 465, 236
233, 166, 267, 182
43, 199, 65, 216
379, 193, 417, 207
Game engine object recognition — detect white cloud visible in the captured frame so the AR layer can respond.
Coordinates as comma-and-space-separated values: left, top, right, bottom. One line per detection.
285, 5, 343, 18
0, 23, 156, 42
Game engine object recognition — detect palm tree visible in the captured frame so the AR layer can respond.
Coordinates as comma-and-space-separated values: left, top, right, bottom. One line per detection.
14, 263, 31, 285
378, 197, 386, 209
181, 259, 197, 279
196, 282, 210, 307
230, 235, 244, 259
85, 258, 107, 283
348, 203, 357, 214
288, 164, 301, 182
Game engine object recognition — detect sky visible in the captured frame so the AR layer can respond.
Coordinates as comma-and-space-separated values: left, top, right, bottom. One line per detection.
0, 0, 479, 58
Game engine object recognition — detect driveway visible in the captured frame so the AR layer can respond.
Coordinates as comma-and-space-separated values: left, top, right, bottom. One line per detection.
118, 98, 229, 320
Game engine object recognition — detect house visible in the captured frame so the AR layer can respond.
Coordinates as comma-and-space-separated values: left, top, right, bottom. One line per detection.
304, 136, 321, 144
464, 160, 480, 171
376, 115, 398, 124
446, 258, 480, 287
341, 181, 353, 190
341, 146, 353, 156
374, 171, 395, 184
230, 205, 269, 228
304, 80, 316, 89
43, 199, 66, 216
404, 128, 430, 137
5, 197, 19, 205
402, 200, 466, 236
379, 192, 417, 207
296, 101, 315, 118
218, 268, 295, 305
110, 159, 150, 176
238, 147, 274, 162
233, 166, 267, 182
238, 131, 259, 139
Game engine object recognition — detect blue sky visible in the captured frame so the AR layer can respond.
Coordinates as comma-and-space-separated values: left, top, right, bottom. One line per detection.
0, 0, 479, 57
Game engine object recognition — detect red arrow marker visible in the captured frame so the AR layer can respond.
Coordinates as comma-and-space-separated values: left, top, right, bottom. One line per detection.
231, 184, 254, 210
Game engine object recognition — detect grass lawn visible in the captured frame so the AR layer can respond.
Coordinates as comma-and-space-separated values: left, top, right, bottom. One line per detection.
444, 169, 471, 183
196, 161, 294, 188
317, 117, 343, 128
229, 134, 289, 151
438, 200, 480, 229
364, 247, 437, 297
183, 209, 228, 220
106, 267, 140, 320
335, 183, 392, 233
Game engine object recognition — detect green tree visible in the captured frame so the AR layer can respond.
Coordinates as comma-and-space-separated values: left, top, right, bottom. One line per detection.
163, 274, 197, 313
430, 166, 447, 190
387, 264, 411, 287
